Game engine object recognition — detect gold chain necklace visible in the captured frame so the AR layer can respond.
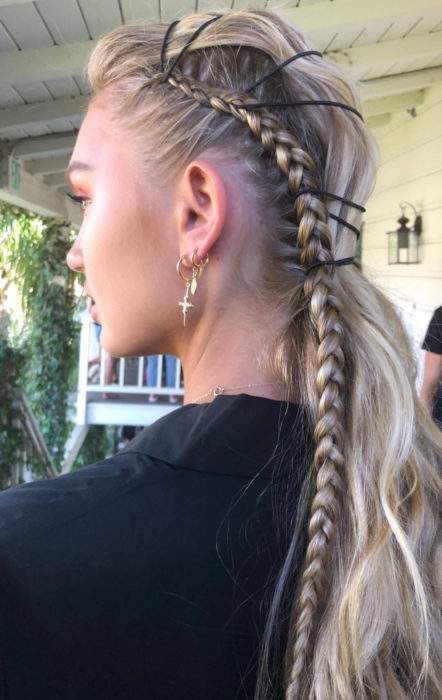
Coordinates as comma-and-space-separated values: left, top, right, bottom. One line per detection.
189, 382, 283, 404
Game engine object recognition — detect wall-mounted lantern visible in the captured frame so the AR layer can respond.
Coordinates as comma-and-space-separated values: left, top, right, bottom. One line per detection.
386, 201, 422, 265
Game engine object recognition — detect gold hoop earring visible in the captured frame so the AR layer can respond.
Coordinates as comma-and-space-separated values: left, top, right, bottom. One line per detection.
190, 250, 209, 269
176, 250, 209, 326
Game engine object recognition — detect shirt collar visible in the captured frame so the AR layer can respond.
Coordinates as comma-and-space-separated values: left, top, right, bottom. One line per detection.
119, 393, 308, 479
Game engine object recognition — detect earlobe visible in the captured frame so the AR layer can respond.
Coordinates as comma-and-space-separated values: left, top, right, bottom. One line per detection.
178, 160, 226, 263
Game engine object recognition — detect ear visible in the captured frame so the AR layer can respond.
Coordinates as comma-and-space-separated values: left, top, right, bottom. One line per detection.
176, 160, 226, 264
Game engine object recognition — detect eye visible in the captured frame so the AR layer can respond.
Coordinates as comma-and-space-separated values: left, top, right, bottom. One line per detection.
67, 192, 91, 210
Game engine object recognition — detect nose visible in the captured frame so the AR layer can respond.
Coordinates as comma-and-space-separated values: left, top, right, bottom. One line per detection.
66, 233, 84, 273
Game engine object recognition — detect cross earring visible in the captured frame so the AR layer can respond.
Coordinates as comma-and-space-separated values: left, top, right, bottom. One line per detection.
176, 251, 209, 326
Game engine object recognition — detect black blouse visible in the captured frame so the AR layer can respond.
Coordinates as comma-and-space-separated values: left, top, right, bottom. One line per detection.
0, 394, 307, 700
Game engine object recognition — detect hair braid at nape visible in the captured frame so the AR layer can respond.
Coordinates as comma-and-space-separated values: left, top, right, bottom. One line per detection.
167, 70, 348, 698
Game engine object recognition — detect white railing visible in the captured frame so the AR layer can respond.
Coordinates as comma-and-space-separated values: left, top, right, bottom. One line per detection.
75, 313, 184, 425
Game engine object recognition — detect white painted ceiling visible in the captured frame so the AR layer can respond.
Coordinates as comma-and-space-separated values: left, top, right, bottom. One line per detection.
0, 0, 441, 223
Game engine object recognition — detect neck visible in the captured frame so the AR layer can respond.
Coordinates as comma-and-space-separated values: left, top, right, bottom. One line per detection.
176, 303, 288, 405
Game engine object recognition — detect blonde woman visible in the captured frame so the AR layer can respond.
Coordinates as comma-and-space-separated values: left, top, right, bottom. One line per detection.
0, 10, 440, 700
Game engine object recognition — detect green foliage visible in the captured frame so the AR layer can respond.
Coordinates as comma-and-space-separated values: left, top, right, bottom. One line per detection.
0, 339, 25, 488
0, 203, 81, 476
73, 425, 120, 471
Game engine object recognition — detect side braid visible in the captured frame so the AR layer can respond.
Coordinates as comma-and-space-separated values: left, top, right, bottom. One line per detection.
165, 71, 348, 698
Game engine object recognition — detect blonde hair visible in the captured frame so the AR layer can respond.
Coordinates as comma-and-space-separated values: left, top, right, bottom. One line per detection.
87, 10, 441, 699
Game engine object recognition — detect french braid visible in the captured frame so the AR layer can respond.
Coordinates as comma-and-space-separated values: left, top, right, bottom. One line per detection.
165, 71, 347, 697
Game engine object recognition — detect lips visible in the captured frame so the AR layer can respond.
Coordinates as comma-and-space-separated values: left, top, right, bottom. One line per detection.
89, 300, 100, 323
84, 287, 100, 323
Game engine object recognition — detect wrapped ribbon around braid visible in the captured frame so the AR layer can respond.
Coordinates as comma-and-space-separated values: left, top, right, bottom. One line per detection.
244, 50, 324, 92
159, 17, 364, 121
306, 256, 355, 274
159, 17, 364, 240
160, 15, 222, 82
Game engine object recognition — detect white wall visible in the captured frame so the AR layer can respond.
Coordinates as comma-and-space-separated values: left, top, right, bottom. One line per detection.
363, 85, 442, 378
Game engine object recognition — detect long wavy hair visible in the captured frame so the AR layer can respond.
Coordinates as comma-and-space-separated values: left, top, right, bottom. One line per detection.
87, 10, 441, 699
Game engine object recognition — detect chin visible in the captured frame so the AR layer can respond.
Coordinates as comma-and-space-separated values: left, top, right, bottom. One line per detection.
101, 328, 156, 359
100, 331, 132, 358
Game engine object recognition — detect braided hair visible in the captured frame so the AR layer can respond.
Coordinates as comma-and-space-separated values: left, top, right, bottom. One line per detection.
87, 10, 441, 699
163, 71, 347, 696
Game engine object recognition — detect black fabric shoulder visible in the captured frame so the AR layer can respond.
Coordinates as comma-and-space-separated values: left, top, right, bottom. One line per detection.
119, 393, 307, 479
0, 395, 308, 700
0, 394, 307, 545
0, 452, 156, 545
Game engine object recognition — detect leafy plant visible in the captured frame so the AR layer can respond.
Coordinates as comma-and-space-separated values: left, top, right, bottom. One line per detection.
0, 203, 81, 477
73, 425, 120, 471
0, 339, 25, 488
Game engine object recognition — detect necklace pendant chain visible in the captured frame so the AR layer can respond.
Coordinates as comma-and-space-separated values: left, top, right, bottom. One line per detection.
189, 381, 284, 404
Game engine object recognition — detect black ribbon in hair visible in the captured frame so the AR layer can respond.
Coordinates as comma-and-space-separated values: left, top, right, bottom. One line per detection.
160, 19, 180, 72
160, 19, 363, 122
243, 50, 363, 119
160, 15, 222, 83
293, 188, 364, 239
306, 256, 355, 274
232, 98, 364, 121
245, 50, 323, 92
293, 188, 366, 213
159, 18, 364, 237
328, 214, 361, 239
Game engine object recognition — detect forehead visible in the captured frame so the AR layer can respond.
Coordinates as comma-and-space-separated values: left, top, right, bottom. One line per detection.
68, 99, 145, 188
68, 98, 158, 215
72, 102, 114, 160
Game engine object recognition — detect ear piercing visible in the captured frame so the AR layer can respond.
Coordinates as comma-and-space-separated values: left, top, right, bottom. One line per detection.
176, 250, 209, 326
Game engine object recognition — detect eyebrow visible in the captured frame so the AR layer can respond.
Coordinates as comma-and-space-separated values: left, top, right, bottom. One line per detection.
65, 161, 94, 183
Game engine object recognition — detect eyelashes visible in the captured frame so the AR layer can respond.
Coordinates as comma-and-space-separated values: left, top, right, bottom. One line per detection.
67, 192, 91, 209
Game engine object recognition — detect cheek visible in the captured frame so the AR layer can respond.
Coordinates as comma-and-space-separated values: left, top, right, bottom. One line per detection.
84, 214, 154, 323
81, 192, 178, 351
82, 205, 136, 283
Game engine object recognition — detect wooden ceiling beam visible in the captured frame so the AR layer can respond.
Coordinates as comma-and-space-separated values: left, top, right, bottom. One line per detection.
0, 155, 82, 224
328, 31, 441, 74
363, 90, 425, 117
365, 114, 391, 129
12, 133, 76, 159
25, 155, 71, 176
0, 95, 87, 129
362, 66, 442, 99
43, 172, 68, 188
0, 0, 31, 5
0, 40, 95, 87
285, 0, 442, 34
